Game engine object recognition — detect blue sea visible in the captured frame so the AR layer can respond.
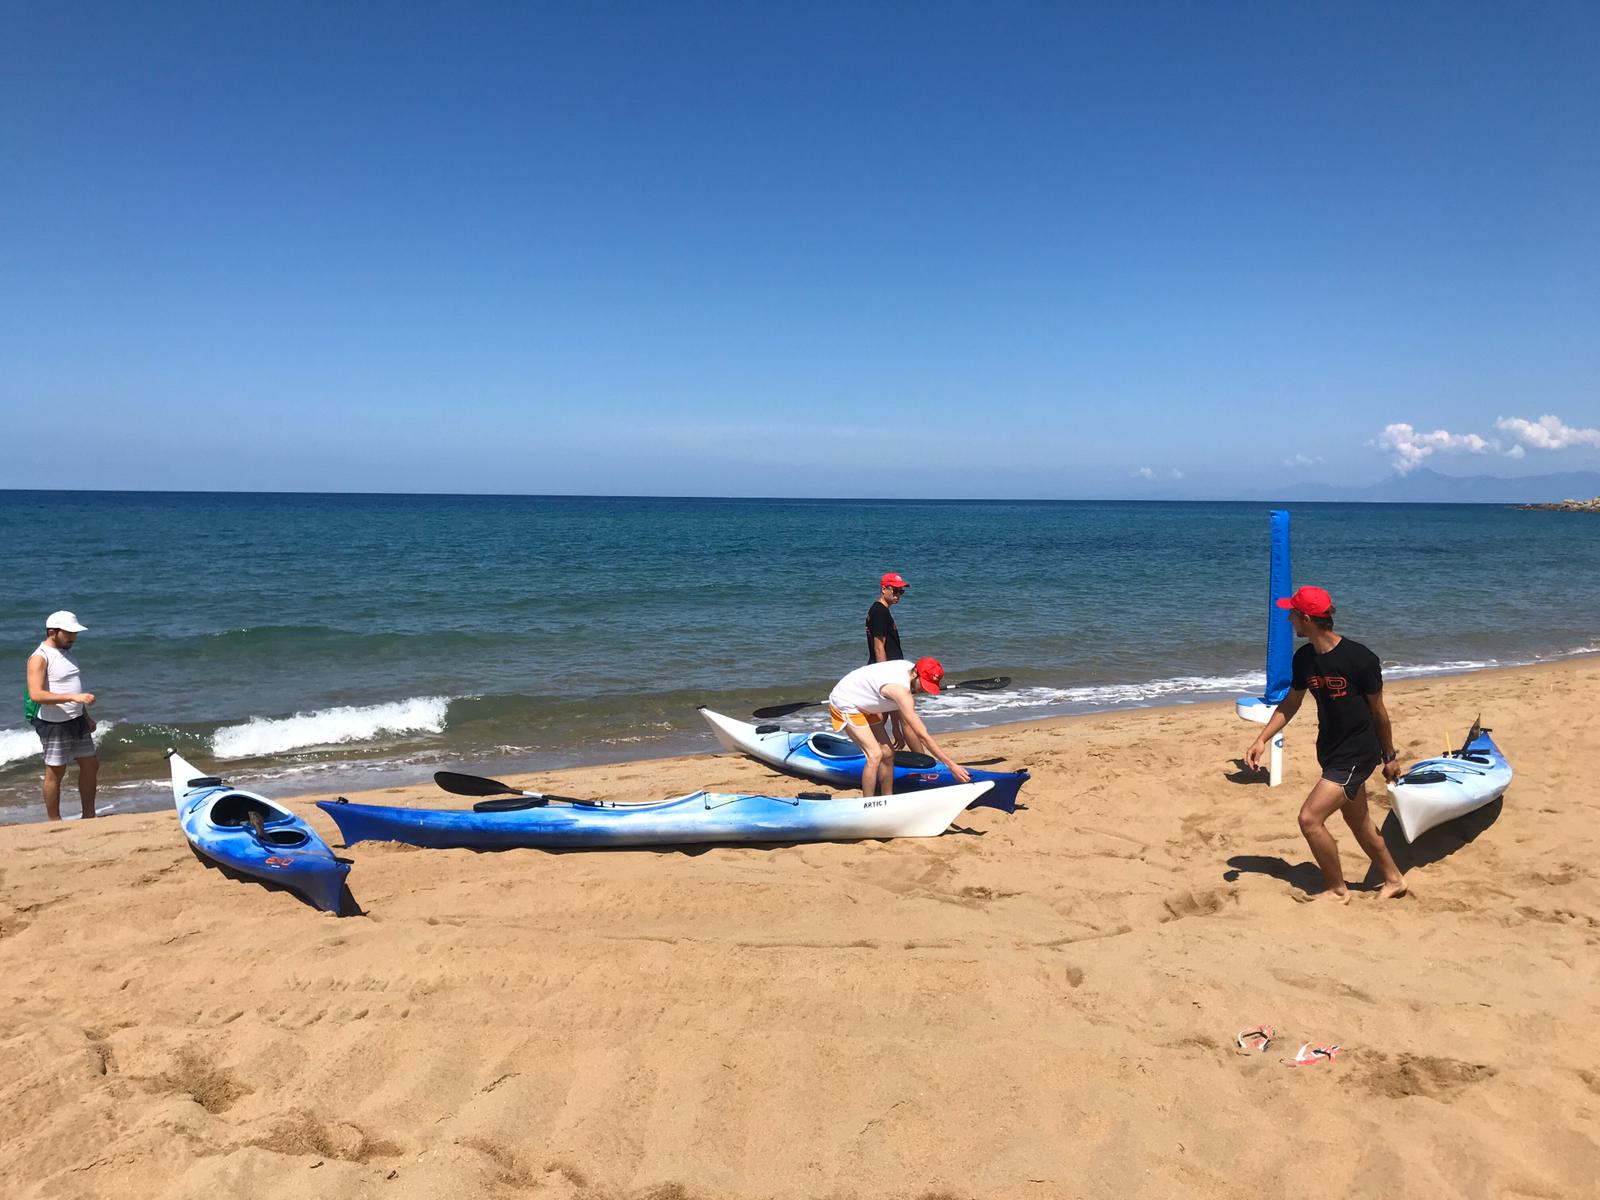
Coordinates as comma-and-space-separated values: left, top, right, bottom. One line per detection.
2, 491, 1596, 821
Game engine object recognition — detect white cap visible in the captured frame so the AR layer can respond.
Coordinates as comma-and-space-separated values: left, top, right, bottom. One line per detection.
45, 610, 87, 633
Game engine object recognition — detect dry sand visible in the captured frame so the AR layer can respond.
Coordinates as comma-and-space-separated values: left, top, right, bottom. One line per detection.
3, 658, 1597, 1199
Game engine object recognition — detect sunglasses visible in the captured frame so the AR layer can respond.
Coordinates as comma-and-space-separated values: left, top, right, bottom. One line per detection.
887, 586, 906, 595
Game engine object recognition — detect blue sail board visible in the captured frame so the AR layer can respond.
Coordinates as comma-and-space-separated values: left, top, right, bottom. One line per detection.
1264, 508, 1292, 704
1237, 508, 1292, 724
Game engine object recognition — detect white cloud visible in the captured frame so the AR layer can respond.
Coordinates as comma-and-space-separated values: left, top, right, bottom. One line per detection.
1495, 414, 1600, 451
1131, 466, 1155, 479
1373, 423, 1491, 474
1170, 468, 1184, 480
1505, 444, 1526, 459
1283, 453, 1322, 468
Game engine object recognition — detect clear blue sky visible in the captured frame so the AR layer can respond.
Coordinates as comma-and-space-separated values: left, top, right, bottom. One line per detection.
3, 2, 1596, 497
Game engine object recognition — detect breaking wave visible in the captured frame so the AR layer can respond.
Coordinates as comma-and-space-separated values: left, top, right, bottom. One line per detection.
211, 697, 451, 759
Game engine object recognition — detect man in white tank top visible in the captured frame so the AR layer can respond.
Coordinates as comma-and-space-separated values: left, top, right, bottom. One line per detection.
826, 657, 972, 797
26, 610, 99, 821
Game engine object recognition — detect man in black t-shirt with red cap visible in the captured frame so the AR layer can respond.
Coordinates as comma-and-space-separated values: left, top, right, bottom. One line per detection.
866, 571, 913, 749
1245, 586, 1408, 904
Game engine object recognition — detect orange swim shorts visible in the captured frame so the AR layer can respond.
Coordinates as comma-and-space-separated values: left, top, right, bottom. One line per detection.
829, 704, 885, 732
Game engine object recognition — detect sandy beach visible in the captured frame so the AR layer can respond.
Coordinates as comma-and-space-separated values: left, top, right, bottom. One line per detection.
2, 657, 1597, 1199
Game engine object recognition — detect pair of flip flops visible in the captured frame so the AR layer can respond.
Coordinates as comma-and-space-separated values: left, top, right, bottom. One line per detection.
1235, 1025, 1341, 1066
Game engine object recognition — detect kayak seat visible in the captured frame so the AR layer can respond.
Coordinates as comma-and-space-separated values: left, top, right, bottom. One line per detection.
892, 751, 937, 769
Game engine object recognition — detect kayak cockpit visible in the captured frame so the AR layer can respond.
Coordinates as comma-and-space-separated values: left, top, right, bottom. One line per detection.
206, 793, 309, 846
806, 733, 938, 770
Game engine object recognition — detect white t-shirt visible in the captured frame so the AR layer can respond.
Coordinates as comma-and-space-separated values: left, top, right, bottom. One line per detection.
829, 660, 915, 715
31, 641, 84, 722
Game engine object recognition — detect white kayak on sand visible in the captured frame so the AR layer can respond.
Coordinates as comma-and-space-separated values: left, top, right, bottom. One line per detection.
1387, 720, 1512, 843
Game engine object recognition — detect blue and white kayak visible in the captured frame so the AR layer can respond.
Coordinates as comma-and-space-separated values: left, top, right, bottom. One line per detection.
1387, 723, 1513, 843
317, 780, 995, 850
698, 707, 1026, 813
167, 749, 349, 913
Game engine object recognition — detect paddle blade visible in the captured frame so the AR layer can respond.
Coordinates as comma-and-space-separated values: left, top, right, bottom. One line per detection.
750, 700, 822, 719
434, 770, 523, 798
949, 676, 1011, 692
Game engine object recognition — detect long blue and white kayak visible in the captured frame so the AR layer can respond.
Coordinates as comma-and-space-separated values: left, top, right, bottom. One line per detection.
1387, 722, 1512, 843
698, 707, 1026, 813
317, 780, 995, 850
167, 749, 349, 913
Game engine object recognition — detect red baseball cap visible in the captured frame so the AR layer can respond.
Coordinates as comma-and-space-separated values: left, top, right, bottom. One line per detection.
881, 572, 910, 589
913, 656, 944, 694
1276, 586, 1333, 617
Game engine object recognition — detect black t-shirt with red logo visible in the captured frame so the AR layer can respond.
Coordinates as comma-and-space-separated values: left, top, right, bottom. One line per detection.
1291, 637, 1383, 767
865, 601, 903, 663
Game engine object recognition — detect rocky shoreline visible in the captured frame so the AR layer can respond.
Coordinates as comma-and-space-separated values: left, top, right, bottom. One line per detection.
1515, 495, 1600, 512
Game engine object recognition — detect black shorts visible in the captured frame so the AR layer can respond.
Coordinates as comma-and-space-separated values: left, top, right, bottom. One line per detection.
1320, 758, 1380, 800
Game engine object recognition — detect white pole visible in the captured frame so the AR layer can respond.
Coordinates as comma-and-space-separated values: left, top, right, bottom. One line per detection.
1236, 697, 1286, 788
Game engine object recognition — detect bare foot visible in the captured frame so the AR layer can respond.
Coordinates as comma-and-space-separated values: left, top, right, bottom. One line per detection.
1291, 888, 1351, 905
1378, 877, 1408, 900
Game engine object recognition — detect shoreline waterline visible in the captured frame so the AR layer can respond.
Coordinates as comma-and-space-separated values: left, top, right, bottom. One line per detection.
4, 651, 1592, 827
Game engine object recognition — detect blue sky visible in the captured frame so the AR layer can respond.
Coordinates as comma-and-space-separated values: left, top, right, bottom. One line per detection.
3, 2, 1596, 497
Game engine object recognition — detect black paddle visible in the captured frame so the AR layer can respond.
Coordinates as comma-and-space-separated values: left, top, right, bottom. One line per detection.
751, 675, 1012, 719
433, 770, 592, 810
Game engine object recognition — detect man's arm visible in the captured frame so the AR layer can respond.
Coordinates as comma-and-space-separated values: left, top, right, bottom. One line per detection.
1245, 688, 1304, 770
27, 655, 95, 707
1367, 691, 1401, 782
882, 686, 971, 783
871, 635, 888, 663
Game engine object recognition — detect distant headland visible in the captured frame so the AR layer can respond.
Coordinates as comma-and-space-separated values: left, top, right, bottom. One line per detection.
1515, 496, 1600, 512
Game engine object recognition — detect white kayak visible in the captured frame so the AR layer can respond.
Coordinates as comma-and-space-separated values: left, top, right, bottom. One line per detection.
698, 707, 1026, 811
1387, 722, 1512, 843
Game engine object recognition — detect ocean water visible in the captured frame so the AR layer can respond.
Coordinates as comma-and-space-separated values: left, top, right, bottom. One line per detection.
2, 491, 1596, 821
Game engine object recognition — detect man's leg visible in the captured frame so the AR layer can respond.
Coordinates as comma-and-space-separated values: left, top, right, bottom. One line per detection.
1339, 786, 1406, 898
843, 721, 886, 796
42, 763, 66, 821
869, 722, 895, 793
1297, 778, 1355, 902
76, 755, 99, 819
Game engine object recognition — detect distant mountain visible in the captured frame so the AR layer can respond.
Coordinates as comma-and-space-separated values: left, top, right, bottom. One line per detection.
1241, 467, 1600, 504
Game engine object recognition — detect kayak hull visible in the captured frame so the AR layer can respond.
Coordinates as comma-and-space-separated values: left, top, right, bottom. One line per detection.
317, 780, 995, 850
168, 750, 349, 914
698, 707, 1026, 812
1387, 730, 1513, 843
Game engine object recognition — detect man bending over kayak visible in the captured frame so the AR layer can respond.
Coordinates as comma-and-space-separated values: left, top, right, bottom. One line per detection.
827, 657, 972, 797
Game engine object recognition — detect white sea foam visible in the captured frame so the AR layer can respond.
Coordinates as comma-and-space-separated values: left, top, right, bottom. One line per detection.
931, 671, 1268, 718
0, 727, 38, 768
211, 696, 450, 759
0, 720, 114, 768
